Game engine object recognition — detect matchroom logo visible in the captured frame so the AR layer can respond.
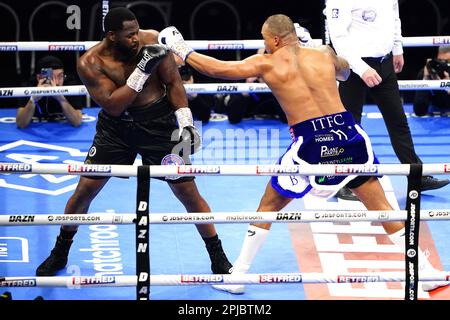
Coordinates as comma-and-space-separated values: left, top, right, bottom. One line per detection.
0, 237, 29, 263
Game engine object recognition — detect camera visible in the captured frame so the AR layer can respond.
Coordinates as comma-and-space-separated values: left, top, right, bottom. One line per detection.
40, 67, 53, 84
426, 59, 450, 78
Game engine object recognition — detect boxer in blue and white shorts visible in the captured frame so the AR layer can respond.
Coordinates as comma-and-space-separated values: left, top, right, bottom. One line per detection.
272, 111, 379, 199
160, 14, 448, 294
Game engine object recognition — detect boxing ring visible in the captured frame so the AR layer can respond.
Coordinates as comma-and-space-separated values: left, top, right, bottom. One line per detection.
0, 162, 449, 300
1, 33, 450, 300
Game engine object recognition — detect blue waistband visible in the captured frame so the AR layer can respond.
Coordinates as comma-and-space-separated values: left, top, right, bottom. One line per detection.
289, 111, 356, 138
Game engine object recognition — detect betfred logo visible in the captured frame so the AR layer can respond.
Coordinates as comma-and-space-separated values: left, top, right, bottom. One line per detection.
444, 164, 450, 173
208, 43, 244, 50
0, 163, 32, 172
259, 274, 302, 283
181, 275, 223, 283
177, 166, 220, 174
432, 37, 450, 45
335, 165, 378, 174
72, 276, 116, 285
0, 278, 36, 287
49, 45, 85, 51
337, 275, 380, 283
256, 165, 299, 174
68, 164, 111, 173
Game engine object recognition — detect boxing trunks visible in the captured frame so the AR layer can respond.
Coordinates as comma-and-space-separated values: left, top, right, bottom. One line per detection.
271, 111, 379, 199
85, 95, 193, 183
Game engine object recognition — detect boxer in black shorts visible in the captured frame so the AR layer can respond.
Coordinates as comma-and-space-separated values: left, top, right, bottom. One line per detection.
86, 95, 193, 182
36, 7, 232, 277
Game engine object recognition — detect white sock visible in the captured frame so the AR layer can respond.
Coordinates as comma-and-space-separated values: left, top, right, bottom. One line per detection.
388, 228, 436, 271
234, 225, 269, 270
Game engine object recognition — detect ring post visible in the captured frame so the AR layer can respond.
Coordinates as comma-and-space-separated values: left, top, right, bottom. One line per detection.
136, 165, 150, 300
404, 163, 422, 301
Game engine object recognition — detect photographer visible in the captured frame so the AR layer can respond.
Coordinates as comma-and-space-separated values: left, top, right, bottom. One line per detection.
413, 46, 450, 116
16, 55, 83, 129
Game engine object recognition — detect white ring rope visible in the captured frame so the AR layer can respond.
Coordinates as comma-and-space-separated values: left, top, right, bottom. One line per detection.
1, 209, 450, 226
1, 163, 449, 177
1, 272, 448, 287
0, 80, 448, 99
0, 36, 448, 51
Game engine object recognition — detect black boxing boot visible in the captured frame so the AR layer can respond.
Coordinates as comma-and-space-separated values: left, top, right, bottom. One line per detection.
36, 235, 73, 276
204, 235, 233, 274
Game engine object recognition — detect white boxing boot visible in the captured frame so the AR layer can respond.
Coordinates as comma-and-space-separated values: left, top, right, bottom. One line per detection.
212, 261, 250, 294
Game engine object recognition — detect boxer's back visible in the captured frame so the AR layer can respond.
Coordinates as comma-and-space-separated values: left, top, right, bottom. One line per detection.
261, 45, 347, 125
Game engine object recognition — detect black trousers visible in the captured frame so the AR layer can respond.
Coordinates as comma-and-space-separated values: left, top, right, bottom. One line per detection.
338, 55, 422, 165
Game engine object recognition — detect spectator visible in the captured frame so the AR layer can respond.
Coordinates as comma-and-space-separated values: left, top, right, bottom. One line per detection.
325, 0, 449, 201
413, 46, 450, 116
16, 55, 83, 128
178, 64, 214, 123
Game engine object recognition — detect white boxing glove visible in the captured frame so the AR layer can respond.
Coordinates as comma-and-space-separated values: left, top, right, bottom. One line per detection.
294, 23, 315, 47
158, 26, 194, 61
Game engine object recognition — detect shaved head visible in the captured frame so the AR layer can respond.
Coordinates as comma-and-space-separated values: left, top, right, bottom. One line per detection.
264, 14, 296, 38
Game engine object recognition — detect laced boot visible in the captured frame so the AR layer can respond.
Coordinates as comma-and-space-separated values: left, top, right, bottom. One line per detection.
36, 236, 73, 276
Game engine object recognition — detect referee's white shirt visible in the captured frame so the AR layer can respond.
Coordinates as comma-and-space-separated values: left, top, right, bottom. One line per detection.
325, 0, 403, 77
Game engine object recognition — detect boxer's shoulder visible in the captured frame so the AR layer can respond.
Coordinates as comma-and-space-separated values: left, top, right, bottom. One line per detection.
139, 29, 159, 45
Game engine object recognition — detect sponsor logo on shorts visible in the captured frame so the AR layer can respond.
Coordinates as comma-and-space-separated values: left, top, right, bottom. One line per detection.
314, 134, 334, 142
256, 165, 299, 174
177, 165, 220, 174
68, 164, 111, 173
0, 89, 13, 97
276, 212, 302, 221
320, 146, 344, 158
311, 114, 345, 131
0, 278, 36, 287
259, 274, 302, 283
330, 129, 348, 140
49, 45, 85, 51
72, 276, 116, 285
337, 275, 379, 283
0, 45, 18, 51
88, 146, 96, 157
335, 165, 378, 174
181, 275, 223, 283
207, 43, 244, 50
0, 163, 32, 172
161, 154, 185, 180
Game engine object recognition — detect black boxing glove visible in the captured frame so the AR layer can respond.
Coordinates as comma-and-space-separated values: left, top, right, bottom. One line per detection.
136, 44, 168, 73
175, 107, 201, 155
127, 44, 168, 92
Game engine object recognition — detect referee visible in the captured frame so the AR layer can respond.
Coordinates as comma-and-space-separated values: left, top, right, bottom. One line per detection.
325, 0, 449, 200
